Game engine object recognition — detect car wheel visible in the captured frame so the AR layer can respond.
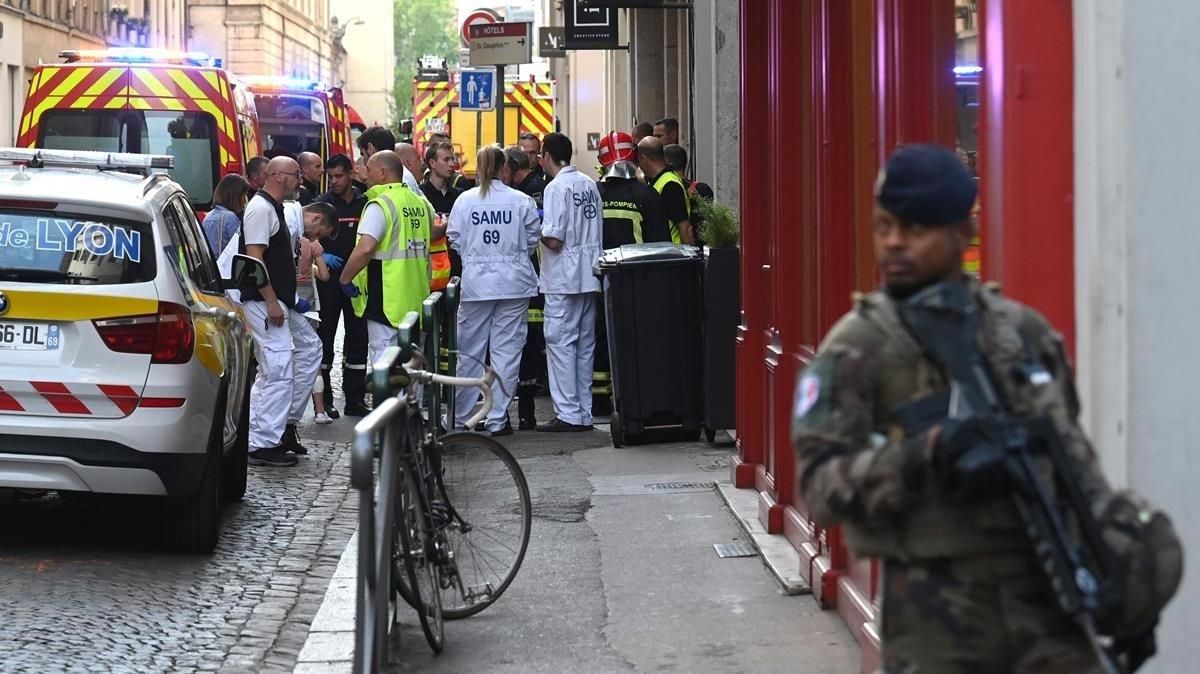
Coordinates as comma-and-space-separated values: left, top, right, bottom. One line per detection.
164, 387, 225, 552
222, 373, 251, 502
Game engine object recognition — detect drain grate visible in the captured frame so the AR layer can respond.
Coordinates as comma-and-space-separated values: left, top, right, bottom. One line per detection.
644, 481, 713, 491
714, 542, 758, 558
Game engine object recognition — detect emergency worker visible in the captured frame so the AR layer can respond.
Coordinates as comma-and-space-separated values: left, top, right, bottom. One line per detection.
246, 155, 269, 195
596, 131, 669, 248
503, 145, 546, 208
337, 150, 439, 365
397, 141, 449, 291
637, 137, 694, 245
503, 145, 548, 429
518, 132, 546, 181
297, 151, 323, 205
447, 147, 542, 435
238, 156, 323, 467
792, 145, 1115, 673
315, 153, 371, 417
537, 133, 603, 432
653, 117, 681, 146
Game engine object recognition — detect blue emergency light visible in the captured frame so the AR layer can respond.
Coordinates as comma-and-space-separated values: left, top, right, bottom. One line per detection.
243, 76, 328, 91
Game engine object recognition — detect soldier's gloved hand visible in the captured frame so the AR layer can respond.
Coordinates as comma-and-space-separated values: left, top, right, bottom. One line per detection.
934, 417, 1009, 501
340, 282, 359, 298
295, 298, 312, 314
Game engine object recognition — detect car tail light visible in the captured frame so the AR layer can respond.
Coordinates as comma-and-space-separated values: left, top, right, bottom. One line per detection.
94, 302, 195, 364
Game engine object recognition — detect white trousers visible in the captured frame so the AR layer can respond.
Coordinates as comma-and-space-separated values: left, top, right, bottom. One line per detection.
543, 293, 596, 426
367, 320, 399, 371
243, 300, 323, 449
454, 298, 529, 431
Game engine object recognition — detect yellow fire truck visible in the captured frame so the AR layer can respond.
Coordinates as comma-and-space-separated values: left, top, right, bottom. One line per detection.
407, 61, 555, 177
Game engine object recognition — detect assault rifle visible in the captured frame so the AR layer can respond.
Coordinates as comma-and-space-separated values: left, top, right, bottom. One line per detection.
894, 281, 1127, 674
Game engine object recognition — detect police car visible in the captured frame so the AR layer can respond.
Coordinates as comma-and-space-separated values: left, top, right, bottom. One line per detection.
0, 148, 262, 552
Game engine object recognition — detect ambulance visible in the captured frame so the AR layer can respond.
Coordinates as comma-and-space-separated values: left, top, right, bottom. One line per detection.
244, 76, 354, 187
16, 48, 263, 214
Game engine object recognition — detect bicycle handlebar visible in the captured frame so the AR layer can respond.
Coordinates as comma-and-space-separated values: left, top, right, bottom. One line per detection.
403, 349, 496, 431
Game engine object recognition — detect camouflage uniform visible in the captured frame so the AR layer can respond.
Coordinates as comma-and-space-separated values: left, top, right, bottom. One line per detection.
792, 279, 1112, 674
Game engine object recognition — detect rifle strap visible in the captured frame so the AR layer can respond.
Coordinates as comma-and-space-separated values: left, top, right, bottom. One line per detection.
853, 291, 942, 400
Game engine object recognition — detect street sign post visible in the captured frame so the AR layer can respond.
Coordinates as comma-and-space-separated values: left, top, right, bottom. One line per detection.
468, 22, 532, 66
458, 67, 497, 112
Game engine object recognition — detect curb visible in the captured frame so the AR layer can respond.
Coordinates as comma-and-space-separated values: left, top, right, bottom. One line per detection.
296, 531, 358, 672
716, 481, 811, 596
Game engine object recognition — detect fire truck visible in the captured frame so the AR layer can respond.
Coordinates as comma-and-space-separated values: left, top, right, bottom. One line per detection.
16, 48, 262, 213
243, 76, 354, 189
406, 58, 556, 177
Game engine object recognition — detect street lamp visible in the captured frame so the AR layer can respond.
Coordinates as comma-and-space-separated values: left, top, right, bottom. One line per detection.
330, 16, 366, 88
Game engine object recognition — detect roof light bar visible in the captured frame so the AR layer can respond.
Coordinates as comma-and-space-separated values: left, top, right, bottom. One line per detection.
0, 148, 174, 171
242, 75, 329, 91
60, 48, 213, 66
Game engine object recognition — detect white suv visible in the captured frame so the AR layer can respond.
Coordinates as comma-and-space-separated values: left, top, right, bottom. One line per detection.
0, 149, 257, 552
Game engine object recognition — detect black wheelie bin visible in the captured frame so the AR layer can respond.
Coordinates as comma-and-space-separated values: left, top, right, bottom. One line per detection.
595, 243, 704, 446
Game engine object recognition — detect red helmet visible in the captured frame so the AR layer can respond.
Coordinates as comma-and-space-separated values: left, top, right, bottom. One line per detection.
597, 131, 638, 166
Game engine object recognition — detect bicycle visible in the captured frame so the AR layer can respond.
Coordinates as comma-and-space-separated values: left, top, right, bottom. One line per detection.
353, 341, 532, 670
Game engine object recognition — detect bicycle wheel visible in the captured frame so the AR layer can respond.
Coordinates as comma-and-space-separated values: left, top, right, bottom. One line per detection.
435, 432, 532, 619
396, 460, 445, 652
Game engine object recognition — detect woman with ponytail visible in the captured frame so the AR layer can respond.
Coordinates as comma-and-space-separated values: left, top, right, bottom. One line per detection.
446, 146, 543, 435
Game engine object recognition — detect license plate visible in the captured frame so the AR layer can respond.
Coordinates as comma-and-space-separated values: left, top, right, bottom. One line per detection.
0, 321, 60, 351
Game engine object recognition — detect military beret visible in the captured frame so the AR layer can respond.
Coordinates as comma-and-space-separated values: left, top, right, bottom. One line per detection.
874, 144, 977, 226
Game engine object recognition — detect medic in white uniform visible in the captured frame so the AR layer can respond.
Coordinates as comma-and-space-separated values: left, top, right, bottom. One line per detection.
535, 133, 604, 432
447, 146, 542, 435
239, 156, 324, 466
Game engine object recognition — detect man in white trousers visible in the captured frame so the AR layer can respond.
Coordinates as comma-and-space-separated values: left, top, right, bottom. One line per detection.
338, 150, 440, 368
447, 146, 542, 436
239, 156, 323, 467
536, 133, 604, 432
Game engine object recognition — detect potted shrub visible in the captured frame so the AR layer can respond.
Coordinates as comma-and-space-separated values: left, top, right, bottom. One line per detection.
694, 197, 740, 442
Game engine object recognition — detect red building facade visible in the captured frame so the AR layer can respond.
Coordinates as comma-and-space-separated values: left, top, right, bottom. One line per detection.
733, 0, 1075, 668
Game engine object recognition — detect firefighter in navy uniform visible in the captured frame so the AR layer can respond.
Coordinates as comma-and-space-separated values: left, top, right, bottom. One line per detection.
503, 145, 549, 430
589, 131, 671, 416
314, 153, 371, 417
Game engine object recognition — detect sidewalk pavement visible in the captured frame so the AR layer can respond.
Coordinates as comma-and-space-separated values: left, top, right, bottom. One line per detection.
296, 408, 859, 673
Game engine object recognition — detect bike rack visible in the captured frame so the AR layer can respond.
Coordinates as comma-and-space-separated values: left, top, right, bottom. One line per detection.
351, 314, 421, 674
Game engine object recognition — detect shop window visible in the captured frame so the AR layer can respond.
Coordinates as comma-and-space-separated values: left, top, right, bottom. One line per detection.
955, 0, 981, 276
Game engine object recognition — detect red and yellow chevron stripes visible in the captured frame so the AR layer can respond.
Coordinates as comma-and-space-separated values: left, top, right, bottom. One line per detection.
507, 82, 555, 137
17, 64, 242, 169
412, 80, 555, 144
325, 89, 351, 157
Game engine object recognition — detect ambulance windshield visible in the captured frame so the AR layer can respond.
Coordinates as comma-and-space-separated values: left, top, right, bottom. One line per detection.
39, 110, 219, 208
254, 94, 327, 156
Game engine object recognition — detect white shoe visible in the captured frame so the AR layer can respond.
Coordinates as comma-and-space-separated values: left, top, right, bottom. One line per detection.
315, 412, 333, 425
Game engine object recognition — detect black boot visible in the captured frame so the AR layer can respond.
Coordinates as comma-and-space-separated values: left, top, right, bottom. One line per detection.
282, 424, 310, 455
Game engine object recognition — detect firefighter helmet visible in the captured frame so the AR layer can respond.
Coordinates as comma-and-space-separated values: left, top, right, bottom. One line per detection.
597, 131, 638, 167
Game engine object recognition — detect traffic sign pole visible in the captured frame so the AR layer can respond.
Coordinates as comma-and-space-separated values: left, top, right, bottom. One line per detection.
497, 64, 505, 148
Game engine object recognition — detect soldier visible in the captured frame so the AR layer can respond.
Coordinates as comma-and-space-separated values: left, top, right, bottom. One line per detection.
791, 144, 1113, 673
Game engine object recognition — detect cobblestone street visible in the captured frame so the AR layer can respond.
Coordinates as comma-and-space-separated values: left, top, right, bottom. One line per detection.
0, 428, 357, 672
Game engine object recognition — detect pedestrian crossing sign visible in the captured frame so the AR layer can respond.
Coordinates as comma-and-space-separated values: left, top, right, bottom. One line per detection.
459, 68, 497, 111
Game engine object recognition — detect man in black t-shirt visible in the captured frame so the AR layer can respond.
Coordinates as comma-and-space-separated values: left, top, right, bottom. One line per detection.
313, 153, 371, 417
637, 137, 694, 245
